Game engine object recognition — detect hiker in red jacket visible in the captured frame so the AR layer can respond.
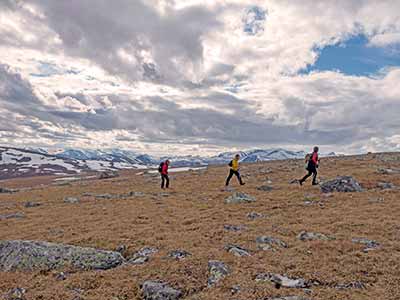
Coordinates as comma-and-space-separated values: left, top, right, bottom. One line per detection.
159, 159, 170, 189
299, 146, 319, 186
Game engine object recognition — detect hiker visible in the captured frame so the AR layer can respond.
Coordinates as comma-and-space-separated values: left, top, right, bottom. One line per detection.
225, 154, 245, 186
299, 146, 319, 186
159, 159, 170, 189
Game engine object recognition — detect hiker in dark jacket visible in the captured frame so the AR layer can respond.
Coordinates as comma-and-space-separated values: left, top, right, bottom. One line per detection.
299, 146, 319, 186
159, 159, 170, 189
225, 154, 245, 186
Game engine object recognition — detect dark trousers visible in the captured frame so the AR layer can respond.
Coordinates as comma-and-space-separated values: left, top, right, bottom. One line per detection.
225, 169, 243, 186
161, 174, 169, 189
300, 164, 317, 184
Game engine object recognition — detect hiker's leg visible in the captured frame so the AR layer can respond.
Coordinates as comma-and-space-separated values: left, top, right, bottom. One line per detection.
165, 175, 170, 188
235, 171, 244, 185
312, 169, 318, 185
300, 171, 312, 183
226, 169, 234, 186
161, 175, 165, 189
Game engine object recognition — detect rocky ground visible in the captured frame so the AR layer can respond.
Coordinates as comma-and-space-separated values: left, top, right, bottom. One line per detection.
0, 152, 400, 300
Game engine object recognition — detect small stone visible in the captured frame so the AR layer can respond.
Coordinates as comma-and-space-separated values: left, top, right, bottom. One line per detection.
0, 212, 25, 220
98, 171, 119, 180
225, 192, 256, 204
95, 194, 114, 200
335, 281, 366, 290
268, 297, 310, 300
256, 236, 287, 250
225, 244, 251, 257
55, 272, 67, 281
297, 231, 333, 241
255, 273, 310, 288
231, 285, 241, 294
208, 260, 230, 287
257, 185, 273, 192
377, 182, 395, 190
129, 256, 149, 265
24, 201, 41, 208
224, 224, 246, 232
168, 250, 191, 260
128, 247, 158, 264
4, 288, 26, 300
247, 212, 264, 220
64, 197, 80, 204
141, 281, 182, 300
352, 238, 380, 252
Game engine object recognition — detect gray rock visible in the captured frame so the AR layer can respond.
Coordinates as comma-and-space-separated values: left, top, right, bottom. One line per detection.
352, 238, 380, 252
225, 244, 251, 257
297, 231, 333, 241
141, 281, 182, 300
225, 192, 256, 204
0, 240, 124, 271
95, 193, 116, 200
0, 188, 18, 194
256, 236, 287, 250
0, 212, 25, 220
64, 197, 80, 204
320, 176, 363, 193
128, 247, 158, 264
4, 287, 26, 300
231, 285, 241, 294
377, 168, 400, 175
168, 250, 191, 260
377, 182, 395, 190
224, 224, 246, 232
268, 297, 310, 300
257, 185, 273, 192
127, 191, 145, 197
24, 202, 41, 208
247, 212, 264, 220
255, 273, 310, 288
334, 281, 366, 290
208, 260, 230, 287
98, 171, 119, 179
55, 272, 67, 281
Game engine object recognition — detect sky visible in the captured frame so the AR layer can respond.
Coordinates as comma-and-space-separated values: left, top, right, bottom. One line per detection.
0, 0, 400, 156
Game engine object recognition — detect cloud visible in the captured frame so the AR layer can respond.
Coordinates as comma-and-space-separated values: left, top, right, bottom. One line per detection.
0, 0, 399, 155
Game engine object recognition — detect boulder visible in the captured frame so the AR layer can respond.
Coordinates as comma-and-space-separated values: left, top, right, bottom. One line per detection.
320, 176, 363, 193
297, 231, 333, 241
256, 236, 287, 250
0, 240, 124, 271
225, 244, 251, 257
208, 260, 230, 287
255, 273, 310, 288
141, 281, 182, 300
225, 192, 256, 204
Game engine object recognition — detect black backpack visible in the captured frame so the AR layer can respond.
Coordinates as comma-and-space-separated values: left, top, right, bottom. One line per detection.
228, 160, 233, 167
158, 162, 164, 173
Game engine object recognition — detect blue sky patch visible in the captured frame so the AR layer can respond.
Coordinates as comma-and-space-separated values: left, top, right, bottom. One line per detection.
306, 35, 400, 76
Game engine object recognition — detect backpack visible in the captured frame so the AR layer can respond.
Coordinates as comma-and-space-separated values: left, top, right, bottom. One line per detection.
228, 160, 233, 167
158, 162, 164, 173
305, 153, 312, 163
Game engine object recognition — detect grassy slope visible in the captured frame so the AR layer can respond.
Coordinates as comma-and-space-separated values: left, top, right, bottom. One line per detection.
0, 153, 400, 300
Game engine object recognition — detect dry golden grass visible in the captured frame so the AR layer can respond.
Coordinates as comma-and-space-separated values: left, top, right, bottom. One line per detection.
1, 153, 400, 299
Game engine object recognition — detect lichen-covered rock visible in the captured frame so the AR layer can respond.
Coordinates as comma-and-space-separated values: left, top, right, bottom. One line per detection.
225, 192, 256, 204
297, 231, 333, 241
208, 260, 230, 287
225, 244, 251, 257
0, 240, 124, 271
256, 273, 310, 288
141, 281, 182, 300
256, 236, 287, 250
320, 176, 363, 193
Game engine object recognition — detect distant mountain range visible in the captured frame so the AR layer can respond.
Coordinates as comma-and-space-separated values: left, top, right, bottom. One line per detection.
0, 146, 335, 180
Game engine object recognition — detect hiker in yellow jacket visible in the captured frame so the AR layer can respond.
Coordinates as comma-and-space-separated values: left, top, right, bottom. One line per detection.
225, 154, 245, 186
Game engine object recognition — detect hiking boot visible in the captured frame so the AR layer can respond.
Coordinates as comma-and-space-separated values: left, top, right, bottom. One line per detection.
299, 180, 303, 186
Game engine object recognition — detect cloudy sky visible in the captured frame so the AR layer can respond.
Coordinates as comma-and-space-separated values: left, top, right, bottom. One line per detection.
0, 0, 400, 155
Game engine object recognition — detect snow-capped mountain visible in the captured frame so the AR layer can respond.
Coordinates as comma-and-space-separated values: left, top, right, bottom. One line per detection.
0, 146, 335, 180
